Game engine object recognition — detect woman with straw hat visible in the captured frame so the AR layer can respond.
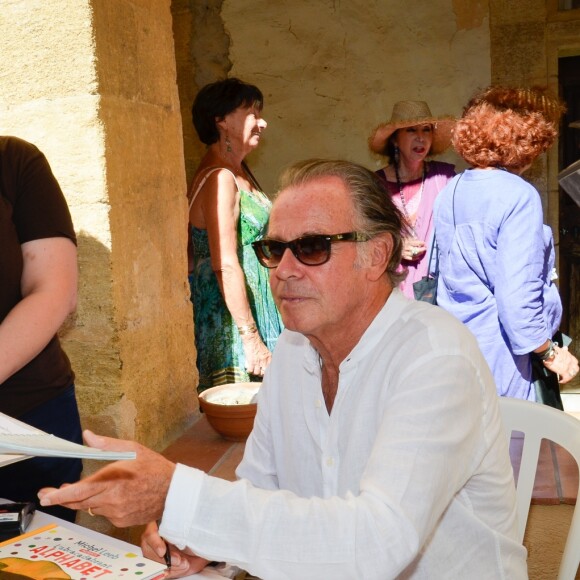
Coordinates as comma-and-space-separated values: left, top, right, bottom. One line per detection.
369, 101, 456, 299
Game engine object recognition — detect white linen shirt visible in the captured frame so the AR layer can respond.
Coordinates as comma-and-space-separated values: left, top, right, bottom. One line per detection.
160, 290, 528, 579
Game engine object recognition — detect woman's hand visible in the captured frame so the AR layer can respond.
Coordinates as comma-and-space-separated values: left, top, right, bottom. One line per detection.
241, 331, 272, 377
543, 345, 579, 384
141, 522, 210, 578
402, 238, 426, 261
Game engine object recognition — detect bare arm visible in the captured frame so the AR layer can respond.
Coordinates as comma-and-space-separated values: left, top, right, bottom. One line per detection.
202, 171, 252, 323
0, 237, 77, 384
194, 171, 271, 375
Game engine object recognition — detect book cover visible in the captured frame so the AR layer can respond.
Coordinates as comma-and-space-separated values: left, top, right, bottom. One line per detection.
0, 523, 167, 579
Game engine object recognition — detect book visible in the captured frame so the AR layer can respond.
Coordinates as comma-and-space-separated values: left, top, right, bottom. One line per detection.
0, 523, 167, 579
0, 412, 136, 468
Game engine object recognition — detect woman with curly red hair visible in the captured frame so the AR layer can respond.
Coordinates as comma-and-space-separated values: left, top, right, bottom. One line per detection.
434, 86, 578, 401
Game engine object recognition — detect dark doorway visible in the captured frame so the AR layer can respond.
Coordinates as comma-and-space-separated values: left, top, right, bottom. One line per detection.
558, 55, 580, 344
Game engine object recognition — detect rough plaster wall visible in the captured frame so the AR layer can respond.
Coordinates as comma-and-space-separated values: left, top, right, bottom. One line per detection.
489, 0, 580, 238
212, 0, 492, 194
172, 0, 200, 185
172, 0, 232, 185
91, 0, 197, 448
0, 1, 118, 413
1, 0, 197, 463
487, 0, 550, 223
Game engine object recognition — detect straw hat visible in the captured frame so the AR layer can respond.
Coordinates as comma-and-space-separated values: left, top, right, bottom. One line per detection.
368, 100, 455, 156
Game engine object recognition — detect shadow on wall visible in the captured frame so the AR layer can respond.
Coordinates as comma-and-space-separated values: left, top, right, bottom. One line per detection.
56, 231, 198, 540
58, 231, 198, 449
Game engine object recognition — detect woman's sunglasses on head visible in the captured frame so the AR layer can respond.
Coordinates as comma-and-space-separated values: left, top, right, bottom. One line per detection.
252, 232, 370, 268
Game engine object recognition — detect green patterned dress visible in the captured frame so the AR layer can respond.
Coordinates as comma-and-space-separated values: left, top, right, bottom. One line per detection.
189, 168, 283, 392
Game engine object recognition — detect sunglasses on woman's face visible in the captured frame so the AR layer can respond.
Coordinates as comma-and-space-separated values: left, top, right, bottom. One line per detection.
252, 232, 370, 268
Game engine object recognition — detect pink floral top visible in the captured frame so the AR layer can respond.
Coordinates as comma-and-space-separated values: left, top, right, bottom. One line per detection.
376, 161, 455, 299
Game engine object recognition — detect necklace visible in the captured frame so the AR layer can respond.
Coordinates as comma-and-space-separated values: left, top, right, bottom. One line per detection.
394, 162, 426, 239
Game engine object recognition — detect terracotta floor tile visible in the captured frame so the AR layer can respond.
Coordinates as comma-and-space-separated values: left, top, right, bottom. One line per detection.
162, 415, 236, 473
531, 440, 560, 504
209, 443, 246, 481
508, 432, 578, 506
553, 444, 580, 505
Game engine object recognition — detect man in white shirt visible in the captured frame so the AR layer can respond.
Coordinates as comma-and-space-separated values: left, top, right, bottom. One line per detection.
39, 159, 528, 579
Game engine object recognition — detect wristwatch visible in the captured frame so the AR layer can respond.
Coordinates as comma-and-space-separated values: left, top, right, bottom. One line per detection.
536, 340, 557, 363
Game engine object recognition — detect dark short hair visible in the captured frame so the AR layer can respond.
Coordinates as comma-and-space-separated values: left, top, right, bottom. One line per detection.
277, 159, 407, 286
453, 86, 565, 171
191, 78, 264, 145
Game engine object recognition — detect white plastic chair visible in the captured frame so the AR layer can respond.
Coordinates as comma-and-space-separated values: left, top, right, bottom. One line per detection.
499, 397, 580, 580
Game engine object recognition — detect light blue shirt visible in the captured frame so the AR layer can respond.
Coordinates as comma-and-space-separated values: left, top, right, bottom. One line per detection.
435, 169, 562, 399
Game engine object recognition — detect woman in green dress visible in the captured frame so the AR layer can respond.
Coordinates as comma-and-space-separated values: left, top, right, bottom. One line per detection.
187, 78, 283, 392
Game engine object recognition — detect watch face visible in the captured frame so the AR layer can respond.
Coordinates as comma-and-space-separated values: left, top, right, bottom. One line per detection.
542, 343, 557, 362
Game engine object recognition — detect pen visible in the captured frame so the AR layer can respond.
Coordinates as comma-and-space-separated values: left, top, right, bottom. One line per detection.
156, 519, 171, 570
163, 539, 172, 570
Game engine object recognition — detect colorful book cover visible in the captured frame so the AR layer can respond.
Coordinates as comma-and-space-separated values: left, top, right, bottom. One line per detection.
0, 523, 167, 579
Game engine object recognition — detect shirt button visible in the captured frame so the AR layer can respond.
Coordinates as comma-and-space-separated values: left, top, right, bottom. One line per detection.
326, 457, 335, 467
315, 399, 322, 408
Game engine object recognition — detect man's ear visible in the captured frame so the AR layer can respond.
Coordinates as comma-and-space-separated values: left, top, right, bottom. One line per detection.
367, 233, 393, 282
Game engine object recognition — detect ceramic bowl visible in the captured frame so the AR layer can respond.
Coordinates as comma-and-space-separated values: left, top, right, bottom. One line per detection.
198, 382, 260, 442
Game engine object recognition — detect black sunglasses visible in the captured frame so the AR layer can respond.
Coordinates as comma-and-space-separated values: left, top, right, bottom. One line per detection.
252, 232, 370, 268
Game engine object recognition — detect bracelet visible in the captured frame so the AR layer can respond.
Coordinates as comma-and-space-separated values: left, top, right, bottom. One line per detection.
537, 340, 558, 362
238, 323, 258, 336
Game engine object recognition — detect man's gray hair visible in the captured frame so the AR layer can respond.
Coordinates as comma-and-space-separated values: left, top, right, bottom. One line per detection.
277, 159, 407, 286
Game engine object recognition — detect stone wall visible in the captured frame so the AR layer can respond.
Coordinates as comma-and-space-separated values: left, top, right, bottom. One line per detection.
0, 0, 197, 454
171, 0, 492, 191
179, 0, 492, 194
490, 0, 580, 211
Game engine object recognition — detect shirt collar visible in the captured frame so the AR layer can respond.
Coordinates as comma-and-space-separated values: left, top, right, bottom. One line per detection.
300, 288, 408, 371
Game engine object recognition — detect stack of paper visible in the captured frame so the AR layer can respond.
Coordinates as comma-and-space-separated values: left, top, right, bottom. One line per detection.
0, 412, 135, 468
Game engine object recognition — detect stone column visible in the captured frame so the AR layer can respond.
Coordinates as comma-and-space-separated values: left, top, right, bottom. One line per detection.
0, 0, 198, 453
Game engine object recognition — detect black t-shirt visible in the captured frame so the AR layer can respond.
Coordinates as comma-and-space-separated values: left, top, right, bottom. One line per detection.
0, 136, 76, 417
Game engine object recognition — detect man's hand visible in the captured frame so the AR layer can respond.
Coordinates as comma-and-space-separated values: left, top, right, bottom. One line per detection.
141, 521, 210, 578
37, 430, 176, 527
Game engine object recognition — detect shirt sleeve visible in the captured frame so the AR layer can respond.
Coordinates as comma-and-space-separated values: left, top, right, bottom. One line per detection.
494, 182, 547, 353
7, 138, 76, 245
